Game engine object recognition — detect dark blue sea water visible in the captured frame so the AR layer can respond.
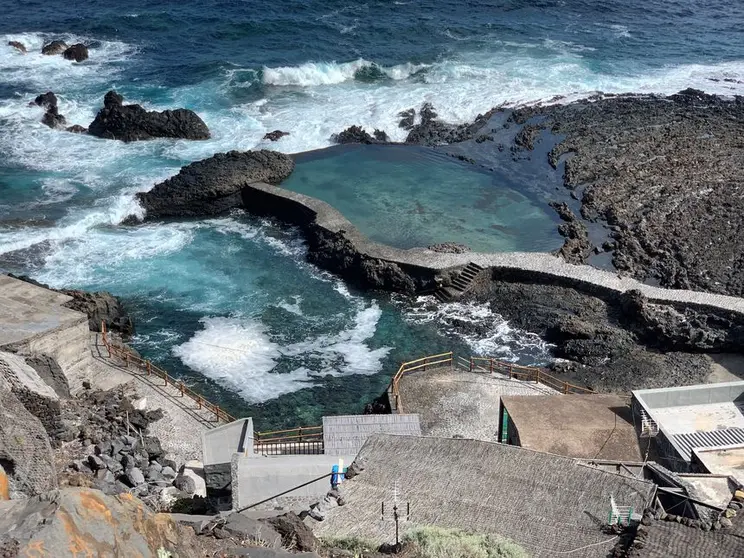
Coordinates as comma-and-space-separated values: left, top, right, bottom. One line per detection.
1, 0, 743, 427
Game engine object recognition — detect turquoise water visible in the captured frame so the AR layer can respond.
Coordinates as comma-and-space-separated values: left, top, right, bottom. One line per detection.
8, 211, 549, 429
287, 146, 562, 253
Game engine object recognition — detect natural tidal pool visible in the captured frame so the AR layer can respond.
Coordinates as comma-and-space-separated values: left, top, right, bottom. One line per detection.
284, 145, 563, 253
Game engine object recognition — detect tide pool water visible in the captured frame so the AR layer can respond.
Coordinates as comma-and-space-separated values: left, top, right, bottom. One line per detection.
1, 0, 743, 427
286, 146, 562, 252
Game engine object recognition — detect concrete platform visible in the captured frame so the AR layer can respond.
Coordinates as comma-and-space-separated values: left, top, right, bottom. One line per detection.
0, 275, 86, 347
396, 366, 553, 441
501, 393, 643, 461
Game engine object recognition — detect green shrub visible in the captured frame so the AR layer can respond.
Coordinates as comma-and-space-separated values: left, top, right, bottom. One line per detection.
402, 526, 529, 558
321, 535, 378, 556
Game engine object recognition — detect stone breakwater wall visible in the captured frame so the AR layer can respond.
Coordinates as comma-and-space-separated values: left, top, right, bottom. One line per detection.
240, 182, 744, 348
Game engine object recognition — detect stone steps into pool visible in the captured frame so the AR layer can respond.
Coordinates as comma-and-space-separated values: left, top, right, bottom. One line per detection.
434, 262, 484, 302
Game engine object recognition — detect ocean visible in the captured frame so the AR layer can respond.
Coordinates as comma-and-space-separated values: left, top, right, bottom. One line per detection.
1, 0, 743, 428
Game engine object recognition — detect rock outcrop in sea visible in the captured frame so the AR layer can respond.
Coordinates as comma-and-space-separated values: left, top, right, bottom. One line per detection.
331, 125, 389, 144
135, 150, 295, 219
33, 91, 67, 129
263, 129, 290, 141
87, 90, 210, 142
62, 43, 88, 62
8, 41, 26, 53
40, 40, 67, 55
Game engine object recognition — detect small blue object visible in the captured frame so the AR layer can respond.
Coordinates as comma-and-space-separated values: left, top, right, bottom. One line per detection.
331, 464, 340, 488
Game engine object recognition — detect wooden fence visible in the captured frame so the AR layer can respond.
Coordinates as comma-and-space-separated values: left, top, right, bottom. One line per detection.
467, 356, 594, 395
389, 351, 593, 412
390, 351, 454, 413
100, 322, 236, 424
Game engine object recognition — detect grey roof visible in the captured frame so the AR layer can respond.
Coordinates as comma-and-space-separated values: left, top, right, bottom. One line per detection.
317, 434, 656, 557
627, 515, 744, 558
322, 414, 421, 456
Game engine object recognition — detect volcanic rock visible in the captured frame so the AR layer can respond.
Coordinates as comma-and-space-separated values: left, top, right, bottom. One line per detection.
41, 40, 67, 55
59, 287, 134, 337
263, 130, 290, 141
87, 90, 210, 142
0, 488, 201, 558
41, 110, 66, 129
8, 41, 27, 53
33, 91, 58, 111
263, 512, 319, 552
331, 125, 388, 144
62, 43, 88, 62
398, 108, 415, 129
549, 202, 592, 264
405, 102, 498, 146
135, 150, 294, 219
66, 124, 88, 134
513, 91, 744, 296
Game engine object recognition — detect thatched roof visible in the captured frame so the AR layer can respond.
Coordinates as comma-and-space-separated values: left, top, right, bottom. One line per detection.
317, 434, 655, 557
502, 394, 643, 461
627, 515, 744, 558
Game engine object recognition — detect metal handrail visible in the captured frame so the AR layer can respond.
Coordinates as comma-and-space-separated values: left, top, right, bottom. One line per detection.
100, 322, 236, 423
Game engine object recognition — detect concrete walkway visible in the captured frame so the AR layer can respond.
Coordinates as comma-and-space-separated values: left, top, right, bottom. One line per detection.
396, 366, 555, 441
246, 181, 744, 316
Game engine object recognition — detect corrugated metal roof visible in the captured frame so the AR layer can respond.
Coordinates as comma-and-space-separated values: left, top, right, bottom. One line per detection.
322, 414, 421, 456
673, 427, 744, 460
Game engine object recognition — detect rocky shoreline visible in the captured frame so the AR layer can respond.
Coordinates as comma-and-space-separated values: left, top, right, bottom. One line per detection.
116, 89, 744, 393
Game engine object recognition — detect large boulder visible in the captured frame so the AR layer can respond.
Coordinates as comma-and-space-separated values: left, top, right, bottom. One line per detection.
62, 43, 88, 62
135, 150, 294, 219
174, 461, 206, 497
262, 512, 319, 553
41, 40, 68, 55
88, 90, 210, 142
0, 488, 202, 558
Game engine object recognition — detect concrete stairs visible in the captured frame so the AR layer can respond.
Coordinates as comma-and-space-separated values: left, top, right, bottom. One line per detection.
434, 262, 484, 302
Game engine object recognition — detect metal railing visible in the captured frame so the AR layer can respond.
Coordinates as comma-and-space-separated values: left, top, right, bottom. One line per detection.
254, 425, 324, 455
100, 322, 236, 424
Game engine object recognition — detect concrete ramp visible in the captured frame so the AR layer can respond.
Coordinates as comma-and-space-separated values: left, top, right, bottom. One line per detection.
316, 434, 655, 557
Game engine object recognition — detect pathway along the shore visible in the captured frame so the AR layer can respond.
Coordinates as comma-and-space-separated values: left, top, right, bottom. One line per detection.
244, 181, 744, 317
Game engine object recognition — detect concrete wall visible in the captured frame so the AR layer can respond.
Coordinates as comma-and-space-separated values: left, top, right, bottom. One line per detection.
634, 381, 744, 410
201, 417, 253, 466
10, 320, 92, 394
231, 453, 354, 511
